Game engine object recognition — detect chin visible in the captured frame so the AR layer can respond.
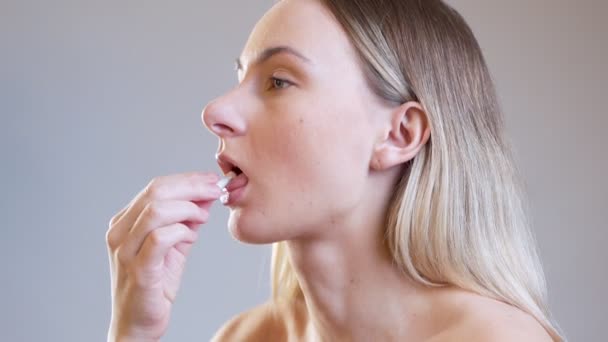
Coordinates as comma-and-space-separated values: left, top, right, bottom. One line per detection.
226, 209, 282, 244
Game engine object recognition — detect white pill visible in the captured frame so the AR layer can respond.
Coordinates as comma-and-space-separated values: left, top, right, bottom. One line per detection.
216, 171, 237, 189
220, 192, 230, 204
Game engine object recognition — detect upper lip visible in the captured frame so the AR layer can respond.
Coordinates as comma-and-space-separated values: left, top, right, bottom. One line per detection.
216, 153, 241, 176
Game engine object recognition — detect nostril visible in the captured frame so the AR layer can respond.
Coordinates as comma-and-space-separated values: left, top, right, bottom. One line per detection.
212, 123, 234, 135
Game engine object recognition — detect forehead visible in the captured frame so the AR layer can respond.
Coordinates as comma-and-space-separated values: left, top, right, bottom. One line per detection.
239, 0, 357, 72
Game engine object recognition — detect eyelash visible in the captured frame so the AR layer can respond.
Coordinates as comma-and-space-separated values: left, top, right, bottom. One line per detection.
269, 77, 292, 90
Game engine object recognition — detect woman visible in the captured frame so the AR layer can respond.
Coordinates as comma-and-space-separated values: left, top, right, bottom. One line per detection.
106, 0, 563, 340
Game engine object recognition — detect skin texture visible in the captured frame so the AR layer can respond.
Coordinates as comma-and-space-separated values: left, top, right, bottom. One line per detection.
105, 0, 552, 341
203, 0, 552, 341
106, 172, 222, 341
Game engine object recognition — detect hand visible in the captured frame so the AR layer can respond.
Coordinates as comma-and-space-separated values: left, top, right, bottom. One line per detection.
105, 172, 222, 341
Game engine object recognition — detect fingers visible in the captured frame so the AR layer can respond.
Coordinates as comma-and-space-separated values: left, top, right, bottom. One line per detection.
134, 223, 198, 281
109, 203, 129, 228
107, 172, 221, 251
117, 199, 211, 263
106, 200, 135, 250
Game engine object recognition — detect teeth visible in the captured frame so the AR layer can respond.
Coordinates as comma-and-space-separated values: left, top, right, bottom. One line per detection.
216, 171, 237, 189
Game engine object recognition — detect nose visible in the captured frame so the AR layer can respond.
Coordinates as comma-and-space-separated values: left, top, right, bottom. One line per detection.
201, 91, 246, 138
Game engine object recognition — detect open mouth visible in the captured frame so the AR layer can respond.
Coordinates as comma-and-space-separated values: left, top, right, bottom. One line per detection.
225, 168, 248, 192
217, 154, 243, 178
216, 154, 249, 204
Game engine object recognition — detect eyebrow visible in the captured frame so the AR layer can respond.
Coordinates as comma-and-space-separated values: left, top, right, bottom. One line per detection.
235, 46, 312, 72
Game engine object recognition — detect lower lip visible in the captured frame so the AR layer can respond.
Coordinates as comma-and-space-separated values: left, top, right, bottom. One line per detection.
225, 183, 247, 206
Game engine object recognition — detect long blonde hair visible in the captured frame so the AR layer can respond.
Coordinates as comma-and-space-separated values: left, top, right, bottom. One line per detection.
271, 0, 563, 340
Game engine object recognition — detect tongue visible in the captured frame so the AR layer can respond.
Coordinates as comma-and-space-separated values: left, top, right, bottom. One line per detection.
226, 172, 248, 192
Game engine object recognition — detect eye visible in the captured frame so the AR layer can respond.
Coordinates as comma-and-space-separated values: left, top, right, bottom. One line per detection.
269, 77, 292, 90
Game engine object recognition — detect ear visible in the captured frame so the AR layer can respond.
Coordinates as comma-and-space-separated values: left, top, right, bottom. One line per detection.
370, 101, 431, 171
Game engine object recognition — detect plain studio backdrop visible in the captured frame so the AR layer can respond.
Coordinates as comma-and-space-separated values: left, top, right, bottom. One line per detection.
1, 0, 606, 341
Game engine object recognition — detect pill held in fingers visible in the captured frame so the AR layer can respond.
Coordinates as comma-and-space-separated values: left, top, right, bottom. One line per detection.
216, 171, 237, 190
220, 192, 230, 205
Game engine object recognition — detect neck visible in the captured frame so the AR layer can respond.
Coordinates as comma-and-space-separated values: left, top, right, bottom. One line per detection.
285, 172, 433, 341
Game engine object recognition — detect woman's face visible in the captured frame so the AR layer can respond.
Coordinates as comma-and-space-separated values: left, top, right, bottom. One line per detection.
203, 0, 389, 243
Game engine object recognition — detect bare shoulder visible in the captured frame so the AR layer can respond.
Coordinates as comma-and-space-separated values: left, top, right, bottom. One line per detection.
429, 290, 554, 342
211, 299, 308, 342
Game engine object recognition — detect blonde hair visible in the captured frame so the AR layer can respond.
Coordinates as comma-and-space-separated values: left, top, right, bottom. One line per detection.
271, 0, 563, 340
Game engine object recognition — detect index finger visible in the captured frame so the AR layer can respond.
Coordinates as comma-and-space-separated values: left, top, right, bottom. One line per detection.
108, 172, 222, 245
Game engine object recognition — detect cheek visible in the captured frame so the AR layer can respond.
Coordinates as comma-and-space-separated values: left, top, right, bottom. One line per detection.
272, 113, 368, 209
248, 116, 316, 206
239, 107, 372, 240
227, 122, 312, 243
273, 116, 320, 193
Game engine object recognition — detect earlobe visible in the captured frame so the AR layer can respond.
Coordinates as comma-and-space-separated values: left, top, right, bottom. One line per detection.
370, 126, 390, 171
370, 154, 383, 171
370, 143, 407, 171
370, 101, 430, 171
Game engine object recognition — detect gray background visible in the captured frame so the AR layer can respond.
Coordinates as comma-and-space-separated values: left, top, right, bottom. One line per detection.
0, 0, 605, 341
